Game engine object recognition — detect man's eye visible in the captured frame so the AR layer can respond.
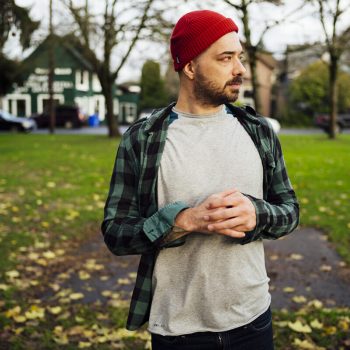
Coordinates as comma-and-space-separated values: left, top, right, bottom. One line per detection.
222, 56, 232, 61
240, 56, 247, 63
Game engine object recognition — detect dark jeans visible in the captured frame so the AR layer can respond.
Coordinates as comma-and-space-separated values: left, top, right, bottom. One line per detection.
151, 307, 274, 350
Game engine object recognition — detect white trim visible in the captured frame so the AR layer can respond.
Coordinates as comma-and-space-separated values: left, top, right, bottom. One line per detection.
92, 74, 102, 92
37, 94, 64, 113
2, 94, 31, 116
75, 70, 89, 91
120, 102, 137, 124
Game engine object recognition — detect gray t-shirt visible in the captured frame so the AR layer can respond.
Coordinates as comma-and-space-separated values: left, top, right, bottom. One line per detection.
148, 106, 271, 336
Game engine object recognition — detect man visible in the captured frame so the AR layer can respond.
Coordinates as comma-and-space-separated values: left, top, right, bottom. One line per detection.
102, 9, 299, 350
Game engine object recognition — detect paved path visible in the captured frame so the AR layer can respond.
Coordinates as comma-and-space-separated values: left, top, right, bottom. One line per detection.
265, 227, 350, 309
39, 227, 350, 310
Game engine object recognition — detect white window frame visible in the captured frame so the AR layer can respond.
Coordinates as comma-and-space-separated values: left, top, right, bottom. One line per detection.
2, 94, 32, 116
75, 70, 89, 91
37, 94, 64, 113
92, 74, 102, 92
120, 102, 137, 124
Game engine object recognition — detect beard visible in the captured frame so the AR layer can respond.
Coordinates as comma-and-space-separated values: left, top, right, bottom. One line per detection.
193, 68, 242, 107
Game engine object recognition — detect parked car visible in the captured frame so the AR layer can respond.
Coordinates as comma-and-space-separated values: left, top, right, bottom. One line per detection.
0, 109, 37, 132
31, 105, 86, 129
265, 117, 281, 134
315, 113, 350, 133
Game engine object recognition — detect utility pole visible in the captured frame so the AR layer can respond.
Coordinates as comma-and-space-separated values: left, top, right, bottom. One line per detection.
48, 0, 55, 134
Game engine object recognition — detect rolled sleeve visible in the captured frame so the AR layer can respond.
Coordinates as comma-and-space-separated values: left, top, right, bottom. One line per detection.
143, 201, 189, 242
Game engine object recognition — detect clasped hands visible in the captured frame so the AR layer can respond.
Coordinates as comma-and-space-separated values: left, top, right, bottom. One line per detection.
174, 189, 256, 239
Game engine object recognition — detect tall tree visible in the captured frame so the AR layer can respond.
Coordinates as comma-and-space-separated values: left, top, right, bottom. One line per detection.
140, 60, 168, 110
63, 0, 155, 137
311, 0, 350, 138
0, 0, 39, 97
221, 0, 302, 114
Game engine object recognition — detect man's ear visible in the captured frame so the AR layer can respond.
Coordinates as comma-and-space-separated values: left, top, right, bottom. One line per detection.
183, 61, 195, 80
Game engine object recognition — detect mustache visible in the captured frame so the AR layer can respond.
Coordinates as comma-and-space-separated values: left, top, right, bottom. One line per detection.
225, 77, 243, 86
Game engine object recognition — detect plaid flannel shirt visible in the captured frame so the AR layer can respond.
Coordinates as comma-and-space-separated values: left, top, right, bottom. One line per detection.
101, 102, 299, 330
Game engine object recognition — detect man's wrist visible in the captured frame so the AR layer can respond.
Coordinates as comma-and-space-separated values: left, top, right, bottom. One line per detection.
174, 207, 193, 232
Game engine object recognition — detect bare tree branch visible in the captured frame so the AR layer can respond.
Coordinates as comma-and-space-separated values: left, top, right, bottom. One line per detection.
112, 0, 154, 80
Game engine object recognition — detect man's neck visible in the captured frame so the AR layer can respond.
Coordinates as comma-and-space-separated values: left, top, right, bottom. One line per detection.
175, 95, 223, 116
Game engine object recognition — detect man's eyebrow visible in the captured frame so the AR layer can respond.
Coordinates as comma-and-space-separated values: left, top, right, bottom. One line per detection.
217, 50, 244, 56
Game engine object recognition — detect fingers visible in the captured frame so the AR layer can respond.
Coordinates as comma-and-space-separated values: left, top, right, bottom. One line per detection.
205, 188, 238, 209
207, 191, 242, 209
207, 217, 244, 231
203, 207, 240, 222
216, 228, 245, 238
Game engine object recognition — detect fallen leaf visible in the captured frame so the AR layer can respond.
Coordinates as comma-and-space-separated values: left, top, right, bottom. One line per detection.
292, 296, 307, 304
310, 319, 323, 329
48, 306, 62, 315
320, 265, 332, 272
283, 287, 295, 293
290, 253, 303, 260
69, 293, 84, 300
288, 320, 312, 333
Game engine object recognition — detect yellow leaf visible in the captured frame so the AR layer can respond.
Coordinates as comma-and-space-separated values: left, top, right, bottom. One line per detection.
283, 287, 295, 293
79, 342, 92, 349
53, 334, 69, 345
290, 254, 303, 260
43, 251, 56, 259
128, 272, 137, 279
318, 206, 327, 212
324, 326, 337, 335
320, 265, 332, 272
41, 221, 50, 228
6, 270, 20, 279
25, 305, 45, 320
79, 271, 91, 280
36, 258, 48, 266
46, 181, 56, 188
293, 338, 316, 349
117, 278, 131, 285
13, 315, 27, 323
292, 296, 307, 304
48, 306, 62, 315
28, 253, 40, 260
101, 290, 112, 297
310, 319, 323, 329
300, 198, 309, 204
69, 293, 84, 300
288, 320, 312, 333
0, 284, 10, 291
5, 306, 21, 318
308, 300, 323, 309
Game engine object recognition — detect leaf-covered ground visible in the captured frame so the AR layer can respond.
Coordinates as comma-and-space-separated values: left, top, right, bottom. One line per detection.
0, 134, 349, 349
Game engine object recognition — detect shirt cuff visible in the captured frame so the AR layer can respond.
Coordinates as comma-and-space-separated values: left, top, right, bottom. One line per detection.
143, 201, 189, 243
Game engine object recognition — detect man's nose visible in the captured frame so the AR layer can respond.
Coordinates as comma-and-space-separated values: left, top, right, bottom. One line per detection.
233, 59, 246, 76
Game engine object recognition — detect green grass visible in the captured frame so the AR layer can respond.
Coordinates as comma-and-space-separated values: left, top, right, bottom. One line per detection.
0, 133, 350, 349
280, 134, 350, 263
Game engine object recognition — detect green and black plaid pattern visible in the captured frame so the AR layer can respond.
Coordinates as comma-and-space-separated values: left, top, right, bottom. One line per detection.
101, 102, 299, 330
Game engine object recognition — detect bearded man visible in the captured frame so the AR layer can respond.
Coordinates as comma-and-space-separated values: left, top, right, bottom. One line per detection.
102, 9, 299, 350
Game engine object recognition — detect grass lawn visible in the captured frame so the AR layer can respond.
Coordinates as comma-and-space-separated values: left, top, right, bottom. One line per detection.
0, 133, 349, 349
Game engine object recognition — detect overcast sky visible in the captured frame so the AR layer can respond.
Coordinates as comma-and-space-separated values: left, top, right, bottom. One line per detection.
5, 0, 349, 83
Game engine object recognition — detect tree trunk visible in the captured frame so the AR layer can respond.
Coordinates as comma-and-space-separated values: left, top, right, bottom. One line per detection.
328, 55, 338, 139
103, 80, 120, 138
248, 47, 261, 114
240, 2, 261, 113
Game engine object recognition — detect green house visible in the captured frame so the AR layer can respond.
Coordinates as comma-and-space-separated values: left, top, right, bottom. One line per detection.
2, 35, 139, 124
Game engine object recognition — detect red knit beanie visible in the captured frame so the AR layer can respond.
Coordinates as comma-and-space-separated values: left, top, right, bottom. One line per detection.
170, 10, 239, 71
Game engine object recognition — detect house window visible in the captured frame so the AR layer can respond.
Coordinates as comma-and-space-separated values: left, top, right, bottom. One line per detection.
75, 70, 89, 91
120, 102, 137, 124
92, 74, 102, 92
